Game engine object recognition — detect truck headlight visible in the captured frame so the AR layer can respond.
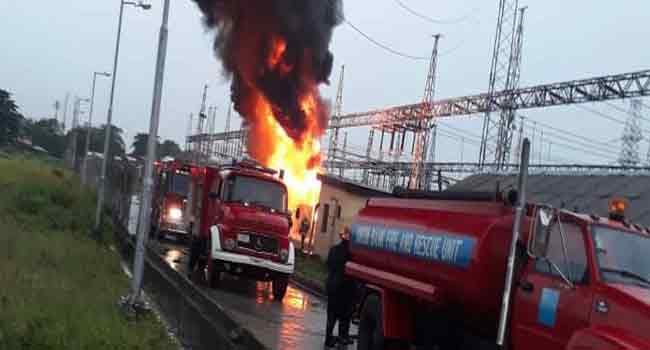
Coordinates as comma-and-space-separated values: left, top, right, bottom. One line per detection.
280, 248, 289, 263
168, 207, 182, 220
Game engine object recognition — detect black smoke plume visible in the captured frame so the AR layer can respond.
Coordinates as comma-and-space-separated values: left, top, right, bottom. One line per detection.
191, 0, 344, 141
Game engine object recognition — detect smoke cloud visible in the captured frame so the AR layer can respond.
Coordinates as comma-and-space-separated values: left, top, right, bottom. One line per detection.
191, 0, 344, 141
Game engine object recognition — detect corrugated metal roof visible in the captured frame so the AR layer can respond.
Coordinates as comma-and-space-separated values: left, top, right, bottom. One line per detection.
317, 174, 392, 197
449, 174, 650, 226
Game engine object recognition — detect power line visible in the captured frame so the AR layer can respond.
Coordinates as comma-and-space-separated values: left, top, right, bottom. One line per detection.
521, 120, 617, 162
576, 104, 650, 134
330, 0, 466, 60
392, 0, 476, 25
524, 118, 617, 154
604, 101, 650, 124
325, 0, 428, 61
342, 19, 429, 60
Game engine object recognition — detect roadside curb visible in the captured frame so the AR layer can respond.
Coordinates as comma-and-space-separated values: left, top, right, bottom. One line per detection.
112, 217, 268, 350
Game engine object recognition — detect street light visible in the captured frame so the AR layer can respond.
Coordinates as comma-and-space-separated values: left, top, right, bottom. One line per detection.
127, 0, 170, 308
94, 0, 151, 234
81, 71, 111, 186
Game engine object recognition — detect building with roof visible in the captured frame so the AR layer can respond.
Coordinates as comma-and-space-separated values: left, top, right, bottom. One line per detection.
448, 174, 650, 225
303, 174, 392, 258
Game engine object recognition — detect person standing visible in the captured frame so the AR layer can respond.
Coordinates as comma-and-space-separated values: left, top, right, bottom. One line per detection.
300, 217, 310, 252
325, 226, 355, 348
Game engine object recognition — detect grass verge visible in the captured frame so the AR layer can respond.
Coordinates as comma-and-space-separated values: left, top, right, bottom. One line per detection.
0, 157, 175, 350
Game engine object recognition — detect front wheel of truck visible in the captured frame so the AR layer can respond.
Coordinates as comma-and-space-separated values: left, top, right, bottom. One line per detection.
272, 275, 289, 301
358, 294, 385, 350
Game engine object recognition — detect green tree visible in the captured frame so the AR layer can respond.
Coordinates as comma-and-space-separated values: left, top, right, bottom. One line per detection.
68, 124, 125, 160
158, 139, 181, 158
0, 89, 25, 145
131, 132, 152, 158
24, 118, 66, 157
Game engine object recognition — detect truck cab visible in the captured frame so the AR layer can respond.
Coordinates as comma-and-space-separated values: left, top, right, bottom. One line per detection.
347, 192, 650, 350
188, 159, 295, 301
151, 159, 194, 242
516, 201, 650, 350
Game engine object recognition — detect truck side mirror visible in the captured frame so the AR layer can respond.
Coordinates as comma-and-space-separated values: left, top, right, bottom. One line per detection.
528, 207, 554, 258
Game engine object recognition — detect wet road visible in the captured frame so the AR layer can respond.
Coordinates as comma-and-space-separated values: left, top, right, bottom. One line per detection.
151, 238, 355, 350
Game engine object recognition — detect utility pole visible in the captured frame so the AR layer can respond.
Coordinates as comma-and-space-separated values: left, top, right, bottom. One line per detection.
362, 128, 375, 184
428, 124, 438, 163
328, 65, 345, 173
514, 115, 524, 162
62, 93, 70, 132
82, 72, 111, 186
224, 103, 232, 158
71, 98, 80, 168
194, 84, 208, 164
53, 100, 61, 125
619, 99, 643, 166
409, 34, 441, 190
339, 131, 348, 177
479, 1, 524, 167
185, 113, 193, 152
94, 0, 151, 234
128, 0, 170, 308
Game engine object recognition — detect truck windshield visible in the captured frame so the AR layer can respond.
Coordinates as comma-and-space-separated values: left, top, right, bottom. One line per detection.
171, 173, 190, 195
593, 226, 650, 288
223, 175, 286, 212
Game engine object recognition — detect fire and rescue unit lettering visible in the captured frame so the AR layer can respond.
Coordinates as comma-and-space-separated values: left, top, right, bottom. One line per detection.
351, 223, 476, 269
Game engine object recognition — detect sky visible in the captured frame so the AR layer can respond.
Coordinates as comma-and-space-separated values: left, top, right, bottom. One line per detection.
2, 0, 650, 165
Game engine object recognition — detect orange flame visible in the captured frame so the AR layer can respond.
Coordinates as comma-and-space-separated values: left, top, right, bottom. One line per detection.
239, 35, 326, 221
248, 94, 322, 212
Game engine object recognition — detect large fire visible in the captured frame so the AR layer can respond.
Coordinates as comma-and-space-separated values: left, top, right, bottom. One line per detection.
191, 0, 342, 213
248, 90, 323, 211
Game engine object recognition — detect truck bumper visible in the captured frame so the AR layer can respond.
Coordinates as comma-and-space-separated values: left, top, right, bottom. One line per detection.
212, 250, 294, 275
160, 221, 188, 235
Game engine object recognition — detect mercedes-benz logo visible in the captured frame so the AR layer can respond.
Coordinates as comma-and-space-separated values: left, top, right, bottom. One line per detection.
254, 238, 263, 251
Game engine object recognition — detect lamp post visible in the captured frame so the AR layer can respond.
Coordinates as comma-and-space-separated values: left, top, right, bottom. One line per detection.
128, 0, 170, 307
82, 71, 111, 186
94, 0, 151, 234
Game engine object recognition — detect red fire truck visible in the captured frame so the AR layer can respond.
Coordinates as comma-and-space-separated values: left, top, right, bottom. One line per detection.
348, 180, 650, 348
150, 159, 194, 241
187, 159, 294, 300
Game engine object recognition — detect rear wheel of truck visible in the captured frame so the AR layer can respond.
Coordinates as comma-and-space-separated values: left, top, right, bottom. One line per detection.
272, 275, 289, 301
358, 294, 385, 350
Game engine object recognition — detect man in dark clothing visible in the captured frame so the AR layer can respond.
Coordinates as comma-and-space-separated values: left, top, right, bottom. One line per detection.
325, 226, 355, 348
299, 217, 310, 252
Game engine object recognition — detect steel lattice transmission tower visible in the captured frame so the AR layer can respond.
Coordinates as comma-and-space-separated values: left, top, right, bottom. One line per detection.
409, 34, 441, 189
619, 99, 643, 166
479, 0, 525, 168
327, 65, 345, 172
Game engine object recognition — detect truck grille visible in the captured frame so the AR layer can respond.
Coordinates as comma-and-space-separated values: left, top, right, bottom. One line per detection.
238, 233, 278, 255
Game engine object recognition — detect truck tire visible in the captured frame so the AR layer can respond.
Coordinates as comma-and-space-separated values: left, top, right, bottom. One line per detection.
272, 275, 289, 301
358, 294, 385, 350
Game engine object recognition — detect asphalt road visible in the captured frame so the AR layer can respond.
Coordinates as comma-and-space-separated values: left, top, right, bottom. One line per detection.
151, 238, 355, 350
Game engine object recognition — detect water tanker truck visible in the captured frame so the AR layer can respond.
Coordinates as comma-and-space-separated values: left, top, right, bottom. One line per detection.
347, 140, 650, 350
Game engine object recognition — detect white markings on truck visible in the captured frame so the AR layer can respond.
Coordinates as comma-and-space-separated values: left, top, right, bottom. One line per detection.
351, 223, 476, 269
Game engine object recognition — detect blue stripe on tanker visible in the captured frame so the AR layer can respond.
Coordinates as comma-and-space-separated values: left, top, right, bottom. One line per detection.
351, 223, 476, 269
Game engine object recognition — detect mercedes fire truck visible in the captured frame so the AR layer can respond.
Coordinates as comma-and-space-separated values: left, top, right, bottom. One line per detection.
151, 159, 194, 242
187, 159, 295, 301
